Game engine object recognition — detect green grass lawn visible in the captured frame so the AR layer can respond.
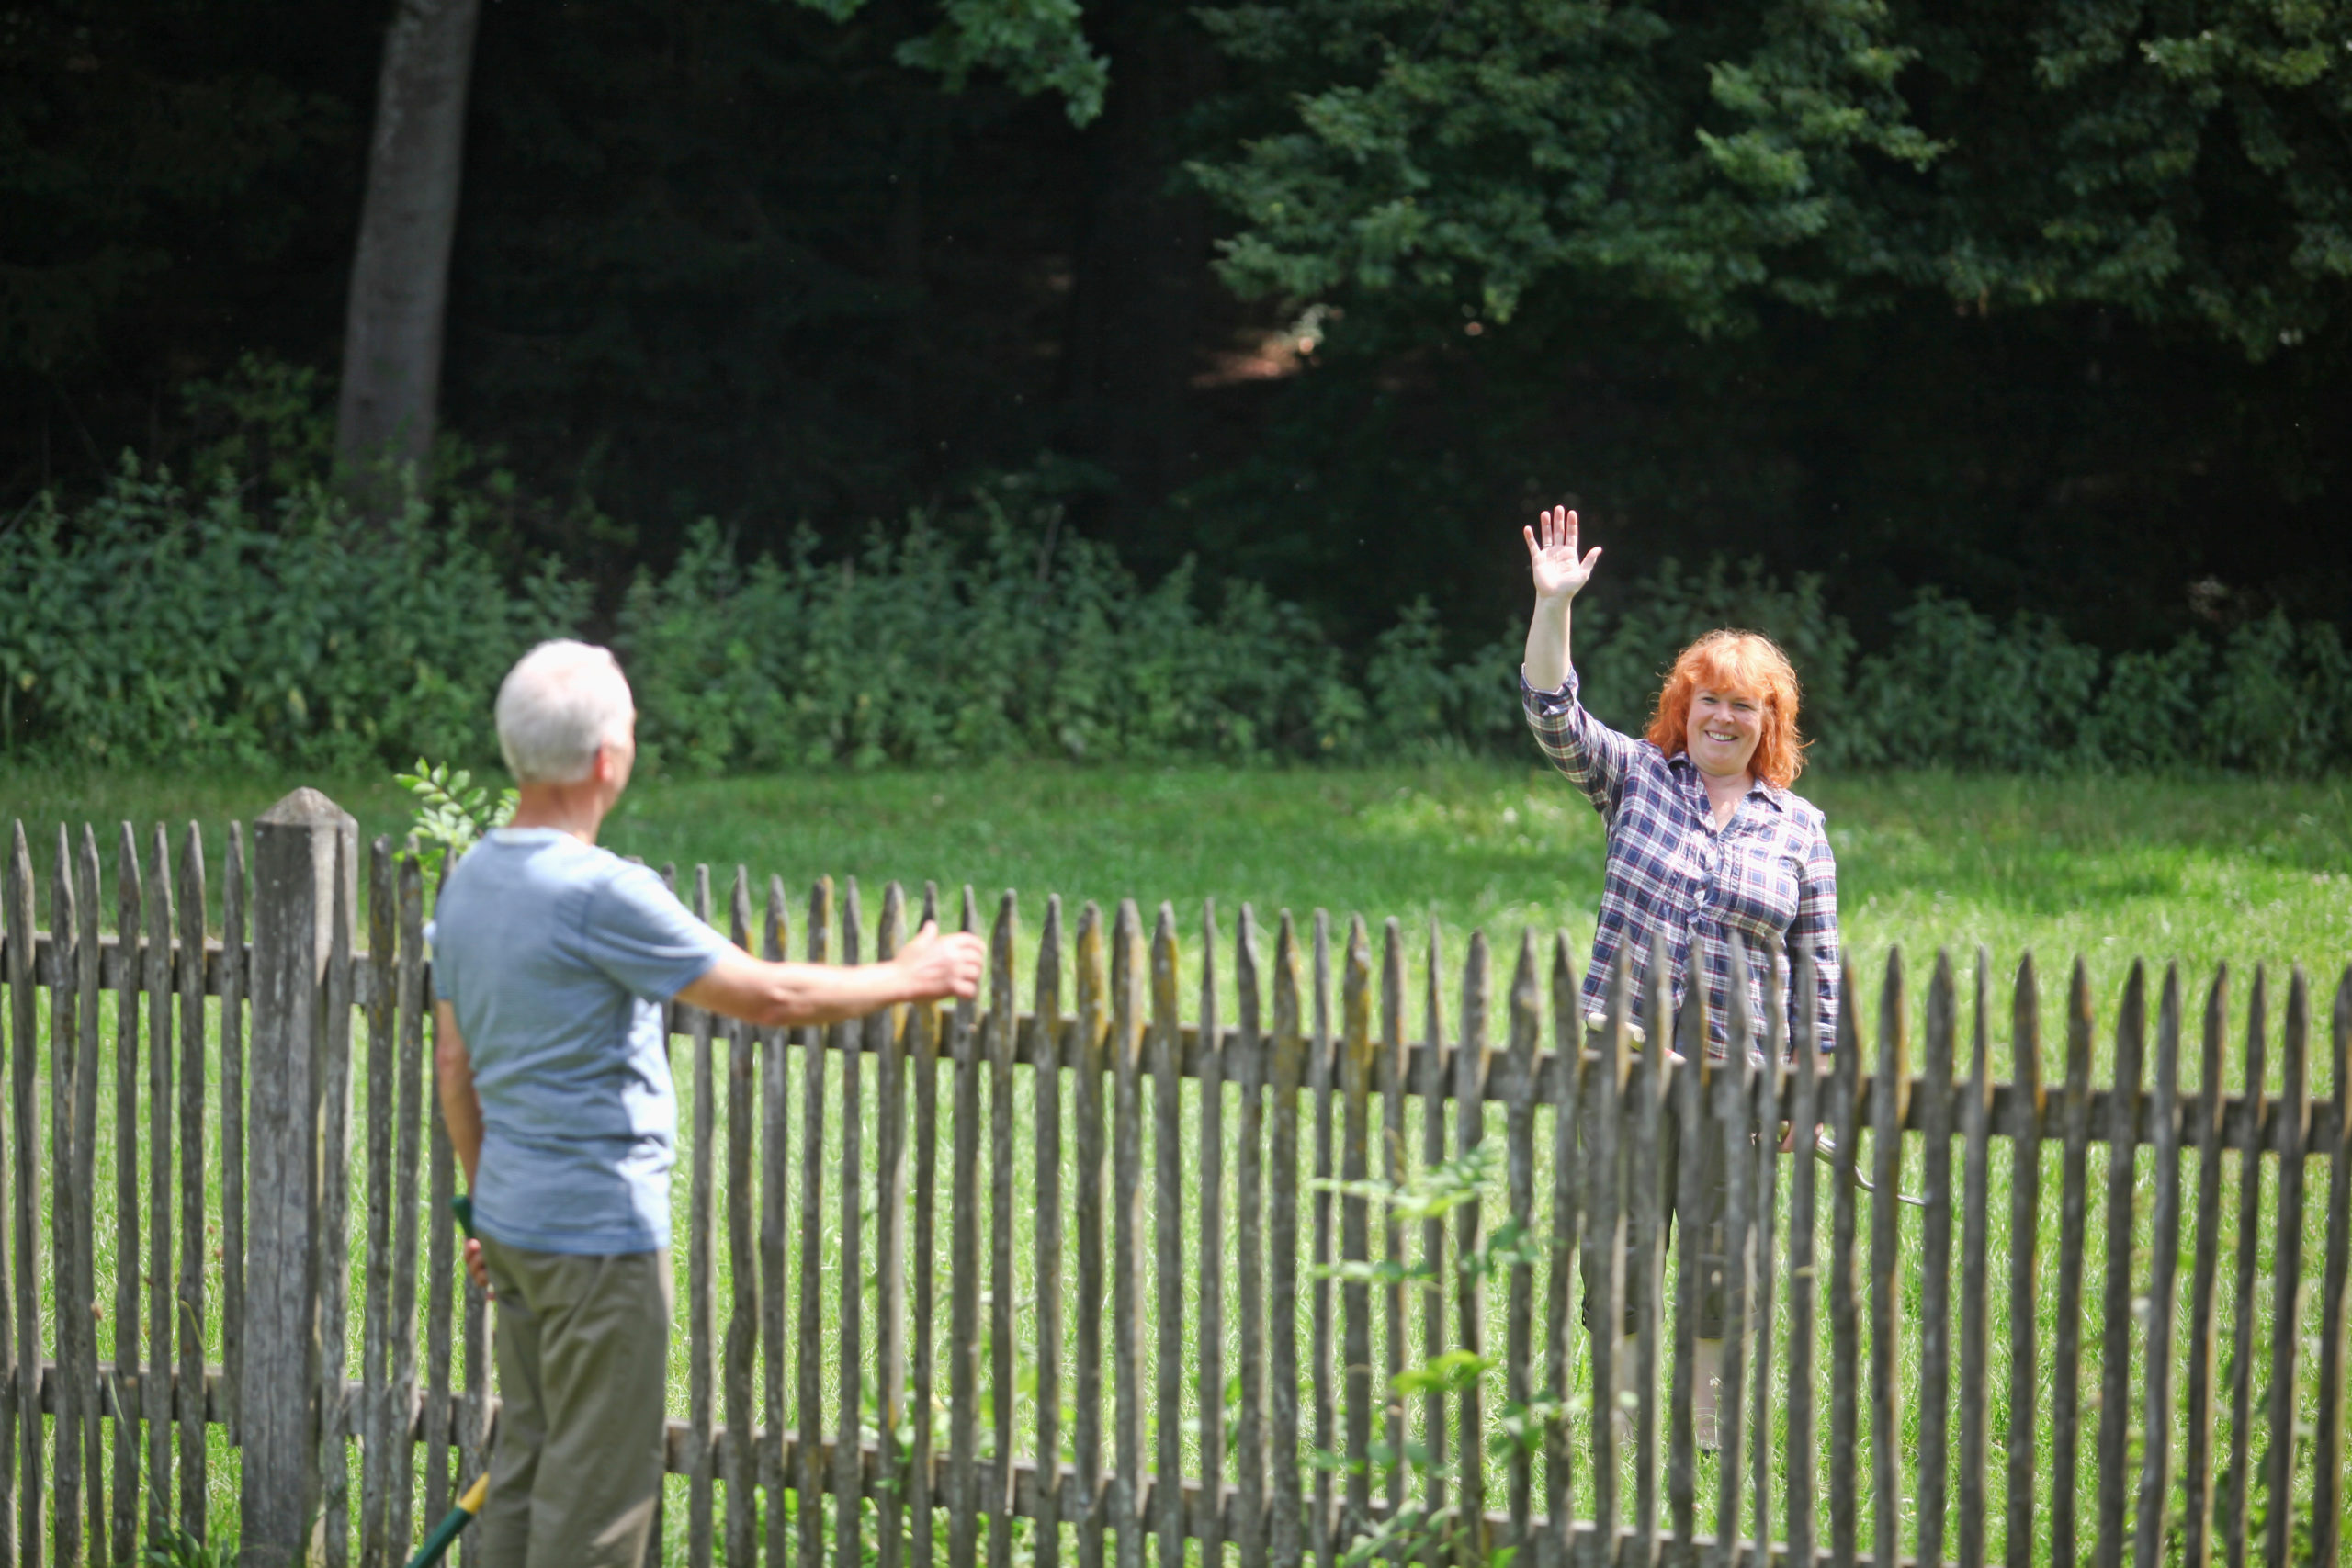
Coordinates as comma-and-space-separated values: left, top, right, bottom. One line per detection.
1, 761, 2346, 1566
7, 760, 2346, 989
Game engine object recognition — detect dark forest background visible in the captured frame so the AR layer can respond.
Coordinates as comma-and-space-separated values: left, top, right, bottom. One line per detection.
6, 0, 2347, 672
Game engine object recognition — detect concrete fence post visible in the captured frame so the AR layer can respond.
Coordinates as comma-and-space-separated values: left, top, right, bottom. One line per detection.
244, 789, 356, 1568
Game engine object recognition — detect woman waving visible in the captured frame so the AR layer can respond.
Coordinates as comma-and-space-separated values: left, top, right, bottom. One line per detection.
1519, 504, 1840, 1445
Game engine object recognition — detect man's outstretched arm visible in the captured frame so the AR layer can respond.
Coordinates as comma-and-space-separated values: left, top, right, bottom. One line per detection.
677, 918, 985, 1028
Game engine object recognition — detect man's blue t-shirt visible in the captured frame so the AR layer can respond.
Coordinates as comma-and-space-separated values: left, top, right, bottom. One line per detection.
431, 829, 727, 1255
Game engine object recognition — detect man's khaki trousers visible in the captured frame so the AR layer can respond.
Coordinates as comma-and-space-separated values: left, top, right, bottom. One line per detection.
477, 1236, 673, 1568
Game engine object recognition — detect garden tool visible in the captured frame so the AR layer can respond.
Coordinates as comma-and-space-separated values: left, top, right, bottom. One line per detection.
1811, 1131, 1928, 1209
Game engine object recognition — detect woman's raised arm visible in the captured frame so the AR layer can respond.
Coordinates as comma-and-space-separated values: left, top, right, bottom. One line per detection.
1521, 505, 1601, 690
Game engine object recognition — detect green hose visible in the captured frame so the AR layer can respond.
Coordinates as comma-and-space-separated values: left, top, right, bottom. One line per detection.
402, 1473, 489, 1568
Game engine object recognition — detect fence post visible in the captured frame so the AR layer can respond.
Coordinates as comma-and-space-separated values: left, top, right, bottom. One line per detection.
244, 788, 358, 1568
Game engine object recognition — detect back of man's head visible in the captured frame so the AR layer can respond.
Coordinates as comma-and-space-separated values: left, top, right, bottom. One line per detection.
496, 640, 634, 784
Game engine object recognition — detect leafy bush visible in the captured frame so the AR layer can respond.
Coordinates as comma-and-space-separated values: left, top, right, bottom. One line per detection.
614, 501, 1366, 773
3, 451, 2343, 778
0, 457, 583, 769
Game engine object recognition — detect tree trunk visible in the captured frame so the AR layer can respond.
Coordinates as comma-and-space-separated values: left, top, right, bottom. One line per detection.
334, 0, 482, 509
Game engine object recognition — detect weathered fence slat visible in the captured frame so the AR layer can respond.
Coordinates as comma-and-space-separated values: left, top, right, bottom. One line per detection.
1784, 946, 1820, 1568
1340, 918, 1375, 1549
1031, 897, 1066, 1568
1455, 931, 1493, 1561
2312, 967, 2352, 1568
1588, 953, 1628, 1568
1071, 901, 1107, 1568
221, 822, 248, 1449
724, 872, 760, 1568
876, 882, 910, 1568
145, 823, 175, 1548
362, 840, 397, 1568
1233, 909, 1266, 1568
2222, 969, 2267, 1568
1419, 922, 1449, 1528
107, 827, 140, 1565
1193, 903, 1224, 1568
4, 824, 31, 1568
320, 829, 356, 1568
1501, 932, 1537, 1551
2180, 968, 2229, 1568
688, 867, 718, 1568
1957, 953, 1994, 1568
1544, 932, 1578, 1554
1267, 914, 1305, 1568
2262, 969, 2310, 1568
833, 880, 866, 1568
1634, 935, 1669, 1552
1152, 905, 1188, 1568
74, 829, 104, 1565
797, 877, 834, 1568
759, 879, 791, 1568
1917, 952, 1957, 1568
1827, 960, 1863, 1568
1668, 985, 1703, 1553
426, 863, 457, 1540
948, 880, 982, 1568
1714, 968, 1754, 1568
47, 831, 79, 1568
177, 828, 211, 1540
390, 849, 426, 1559
2050, 962, 2098, 1568
2133, 966, 2185, 1568
1309, 912, 1336, 1568
1109, 900, 1145, 1568
2004, 957, 2045, 1568
2095, 964, 2149, 1567
989, 893, 1018, 1568
1747, 959, 1785, 1559
1868, 953, 1905, 1568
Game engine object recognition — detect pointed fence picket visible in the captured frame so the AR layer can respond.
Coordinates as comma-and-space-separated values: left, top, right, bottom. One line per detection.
0, 798, 2346, 1567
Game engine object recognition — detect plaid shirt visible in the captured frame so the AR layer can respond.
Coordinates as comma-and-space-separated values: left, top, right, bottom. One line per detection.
1523, 668, 1840, 1057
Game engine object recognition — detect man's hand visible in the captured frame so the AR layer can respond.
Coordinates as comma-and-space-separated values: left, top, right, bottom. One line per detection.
894, 919, 985, 1003
1525, 505, 1600, 603
464, 1237, 492, 1295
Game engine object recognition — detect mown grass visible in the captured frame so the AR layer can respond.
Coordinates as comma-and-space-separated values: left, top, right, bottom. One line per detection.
1, 761, 2346, 1566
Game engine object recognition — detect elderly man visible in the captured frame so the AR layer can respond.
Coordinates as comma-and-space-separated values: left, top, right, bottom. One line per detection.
433, 639, 984, 1567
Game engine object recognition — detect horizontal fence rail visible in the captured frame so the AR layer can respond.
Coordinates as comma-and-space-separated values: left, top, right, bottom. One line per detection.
0, 799, 2346, 1568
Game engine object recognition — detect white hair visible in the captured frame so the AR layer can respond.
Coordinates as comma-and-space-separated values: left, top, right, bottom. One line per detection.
495, 640, 635, 784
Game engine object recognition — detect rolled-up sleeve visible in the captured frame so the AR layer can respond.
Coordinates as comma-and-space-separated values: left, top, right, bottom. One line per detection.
1521, 665, 1644, 817
1789, 818, 1841, 1050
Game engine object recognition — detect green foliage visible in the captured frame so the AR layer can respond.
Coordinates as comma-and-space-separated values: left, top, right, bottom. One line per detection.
142, 1530, 233, 1568
0, 457, 585, 770
396, 760, 519, 884
890, 0, 1109, 125
5, 451, 2341, 780
1312, 1137, 1554, 1568
614, 495, 1369, 772
1193, 0, 2352, 351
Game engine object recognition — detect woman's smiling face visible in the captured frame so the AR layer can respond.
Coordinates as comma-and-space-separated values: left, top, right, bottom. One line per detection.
1684, 686, 1765, 780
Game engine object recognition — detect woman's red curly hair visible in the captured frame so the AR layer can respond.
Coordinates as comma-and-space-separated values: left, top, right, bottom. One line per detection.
1644, 628, 1809, 788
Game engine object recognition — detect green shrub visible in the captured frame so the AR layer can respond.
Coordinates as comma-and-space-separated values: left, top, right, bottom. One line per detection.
5, 450, 2343, 778
0, 457, 583, 769
614, 502, 1366, 773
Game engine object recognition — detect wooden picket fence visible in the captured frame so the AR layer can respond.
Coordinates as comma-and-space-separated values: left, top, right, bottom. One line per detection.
0, 791, 2346, 1568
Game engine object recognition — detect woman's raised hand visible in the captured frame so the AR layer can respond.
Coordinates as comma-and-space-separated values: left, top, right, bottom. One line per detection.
1524, 506, 1600, 602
